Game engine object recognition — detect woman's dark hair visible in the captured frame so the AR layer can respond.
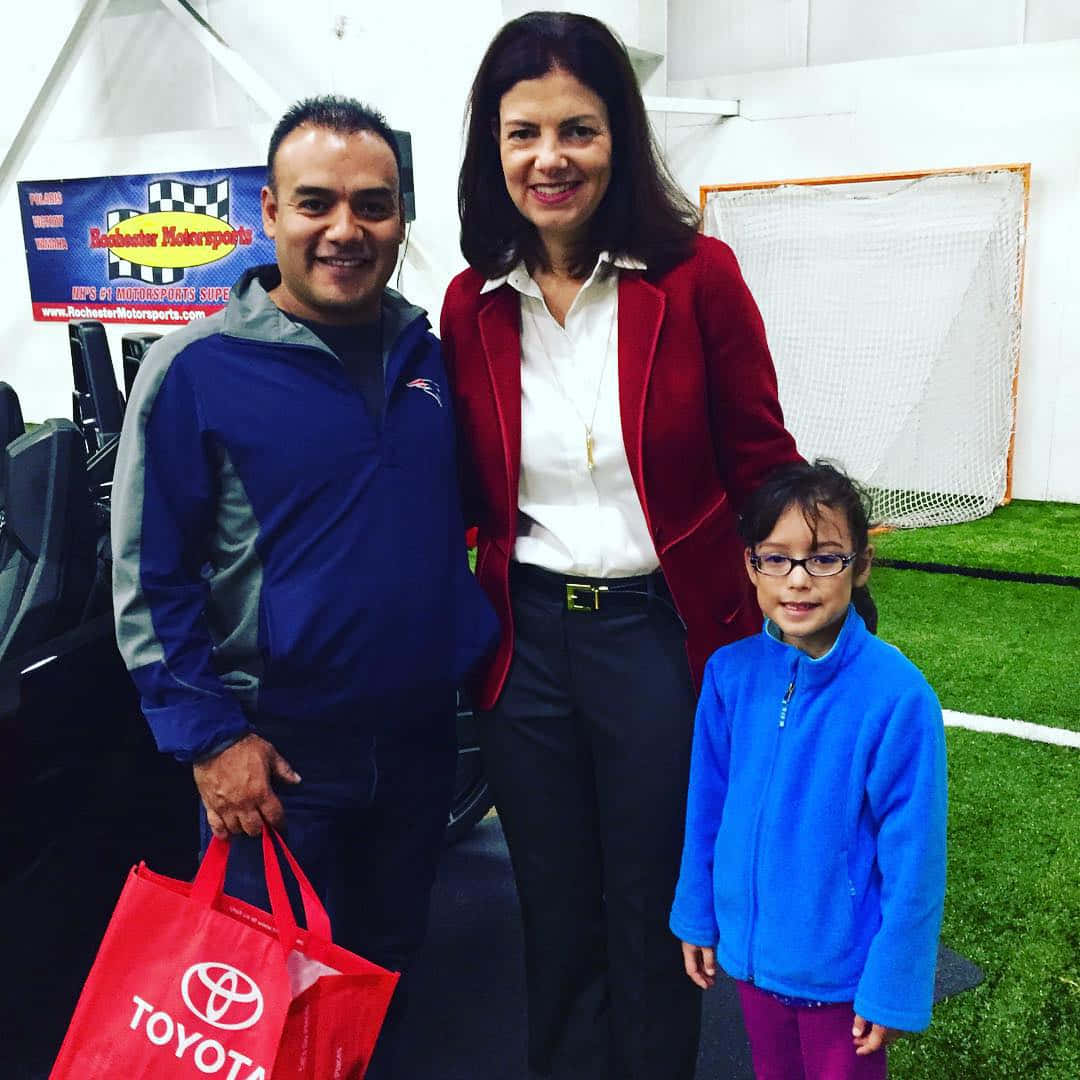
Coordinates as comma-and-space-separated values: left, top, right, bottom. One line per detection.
738, 460, 873, 556
459, 11, 699, 278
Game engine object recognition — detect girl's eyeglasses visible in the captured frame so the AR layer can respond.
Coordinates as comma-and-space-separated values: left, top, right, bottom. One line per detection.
749, 552, 857, 578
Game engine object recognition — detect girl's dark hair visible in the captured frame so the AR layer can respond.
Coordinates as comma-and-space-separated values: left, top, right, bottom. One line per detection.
458, 11, 699, 279
738, 460, 873, 555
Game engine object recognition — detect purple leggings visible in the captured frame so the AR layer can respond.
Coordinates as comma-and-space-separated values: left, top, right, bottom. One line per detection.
737, 981, 888, 1080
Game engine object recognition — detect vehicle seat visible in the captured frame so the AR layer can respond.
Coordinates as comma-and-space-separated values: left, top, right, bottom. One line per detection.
0, 382, 25, 448
121, 332, 161, 400
69, 321, 124, 456
0, 420, 96, 663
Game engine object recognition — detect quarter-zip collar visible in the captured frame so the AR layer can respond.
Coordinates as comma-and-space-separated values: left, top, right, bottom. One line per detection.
224, 264, 428, 374
761, 605, 869, 690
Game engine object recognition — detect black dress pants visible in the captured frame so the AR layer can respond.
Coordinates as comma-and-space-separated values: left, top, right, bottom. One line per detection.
482, 568, 701, 1080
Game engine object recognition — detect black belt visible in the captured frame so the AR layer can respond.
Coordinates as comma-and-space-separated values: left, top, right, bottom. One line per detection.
510, 561, 676, 615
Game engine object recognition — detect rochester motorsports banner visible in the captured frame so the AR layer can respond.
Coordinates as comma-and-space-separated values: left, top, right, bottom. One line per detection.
18, 166, 273, 325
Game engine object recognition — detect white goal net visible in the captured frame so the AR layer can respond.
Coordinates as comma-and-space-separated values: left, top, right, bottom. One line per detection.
703, 168, 1027, 528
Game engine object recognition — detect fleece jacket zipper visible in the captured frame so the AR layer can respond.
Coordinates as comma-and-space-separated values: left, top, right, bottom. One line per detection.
744, 665, 798, 982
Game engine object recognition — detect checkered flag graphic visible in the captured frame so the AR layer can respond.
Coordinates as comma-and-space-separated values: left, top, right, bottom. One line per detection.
104, 179, 230, 283
147, 178, 230, 219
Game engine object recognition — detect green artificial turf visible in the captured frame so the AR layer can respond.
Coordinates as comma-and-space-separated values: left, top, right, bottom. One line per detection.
869, 567, 1080, 732
834, 504, 1080, 1075
872, 500, 1080, 578
891, 729, 1080, 1079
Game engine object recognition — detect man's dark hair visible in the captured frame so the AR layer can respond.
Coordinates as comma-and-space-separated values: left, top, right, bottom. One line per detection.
458, 11, 699, 279
266, 95, 402, 192
738, 459, 873, 557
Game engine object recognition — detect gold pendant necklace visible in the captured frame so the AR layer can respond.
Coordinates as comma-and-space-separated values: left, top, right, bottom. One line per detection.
527, 291, 617, 474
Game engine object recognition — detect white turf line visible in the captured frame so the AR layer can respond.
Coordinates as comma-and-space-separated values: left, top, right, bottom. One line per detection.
943, 710, 1080, 749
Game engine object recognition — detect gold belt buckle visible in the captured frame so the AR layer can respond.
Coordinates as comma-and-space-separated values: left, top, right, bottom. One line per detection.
566, 582, 608, 612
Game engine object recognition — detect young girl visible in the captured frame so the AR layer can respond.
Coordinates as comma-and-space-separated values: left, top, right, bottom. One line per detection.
670, 460, 947, 1079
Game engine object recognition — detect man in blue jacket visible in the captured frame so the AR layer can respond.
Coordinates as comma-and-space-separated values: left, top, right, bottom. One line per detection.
111, 96, 496, 1073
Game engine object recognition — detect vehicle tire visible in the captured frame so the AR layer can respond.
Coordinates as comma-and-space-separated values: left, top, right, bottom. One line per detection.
447, 692, 494, 845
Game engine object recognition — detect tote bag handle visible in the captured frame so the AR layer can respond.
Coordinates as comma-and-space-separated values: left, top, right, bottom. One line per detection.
191, 828, 333, 946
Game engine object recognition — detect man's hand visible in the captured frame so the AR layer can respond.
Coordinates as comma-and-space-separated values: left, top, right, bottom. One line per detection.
193, 734, 301, 839
852, 1014, 903, 1055
681, 941, 717, 990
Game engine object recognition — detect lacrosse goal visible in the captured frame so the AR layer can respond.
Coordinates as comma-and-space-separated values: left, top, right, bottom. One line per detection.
701, 164, 1030, 528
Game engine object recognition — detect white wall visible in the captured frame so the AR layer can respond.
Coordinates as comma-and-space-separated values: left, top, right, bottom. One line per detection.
668, 0, 1080, 81
4, 2, 1077, 503
662, 25, 1080, 503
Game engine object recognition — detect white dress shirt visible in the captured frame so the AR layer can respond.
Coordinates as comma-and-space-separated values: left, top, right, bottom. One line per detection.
480, 252, 660, 578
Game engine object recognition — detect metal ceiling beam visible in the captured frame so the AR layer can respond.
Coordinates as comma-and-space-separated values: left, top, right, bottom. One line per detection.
0, 0, 112, 200
156, 0, 285, 118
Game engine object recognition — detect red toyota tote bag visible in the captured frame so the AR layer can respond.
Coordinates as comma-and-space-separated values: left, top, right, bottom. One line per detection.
50, 828, 398, 1079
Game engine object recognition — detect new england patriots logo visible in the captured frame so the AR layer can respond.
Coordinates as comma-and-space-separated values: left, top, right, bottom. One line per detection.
406, 378, 443, 407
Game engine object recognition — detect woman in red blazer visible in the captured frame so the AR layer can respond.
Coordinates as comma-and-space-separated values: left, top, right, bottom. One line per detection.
441, 14, 801, 1079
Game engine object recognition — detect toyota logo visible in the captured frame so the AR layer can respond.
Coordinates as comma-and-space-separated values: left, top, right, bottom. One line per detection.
181, 962, 264, 1031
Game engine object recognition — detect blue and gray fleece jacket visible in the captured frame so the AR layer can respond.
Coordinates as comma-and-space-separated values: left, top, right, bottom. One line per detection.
670, 609, 947, 1032
112, 266, 498, 762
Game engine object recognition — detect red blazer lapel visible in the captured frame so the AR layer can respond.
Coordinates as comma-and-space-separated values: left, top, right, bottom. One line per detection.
478, 287, 523, 540
617, 273, 666, 495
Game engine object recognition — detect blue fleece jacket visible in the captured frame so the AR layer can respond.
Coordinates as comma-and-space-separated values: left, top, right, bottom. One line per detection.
112, 266, 498, 761
670, 609, 947, 1032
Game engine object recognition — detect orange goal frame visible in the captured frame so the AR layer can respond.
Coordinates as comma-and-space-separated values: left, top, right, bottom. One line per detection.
700, 164, 1031, 504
